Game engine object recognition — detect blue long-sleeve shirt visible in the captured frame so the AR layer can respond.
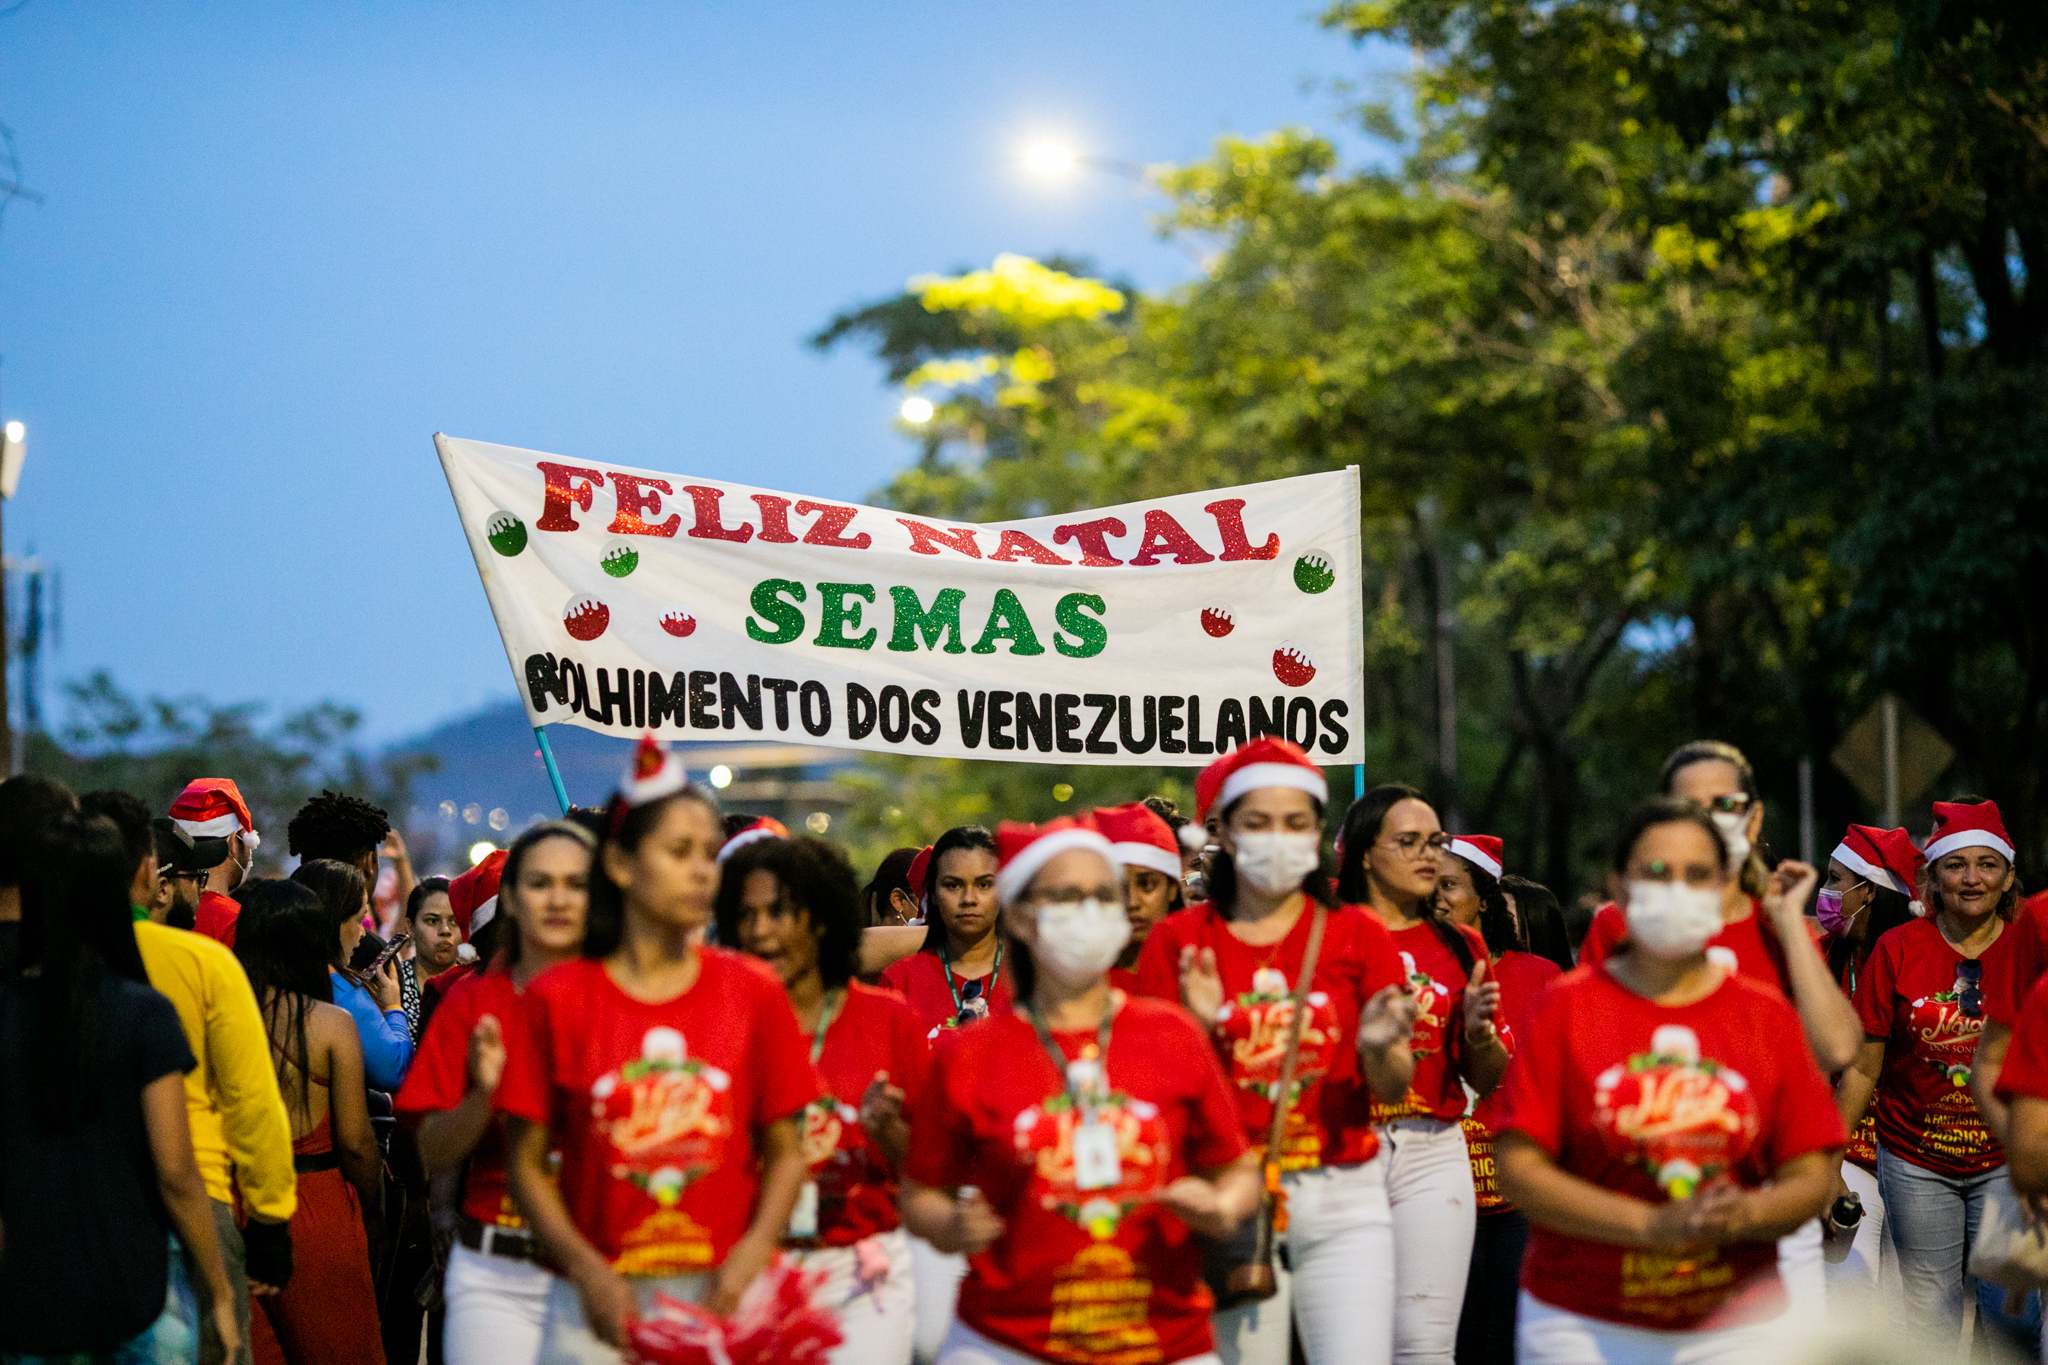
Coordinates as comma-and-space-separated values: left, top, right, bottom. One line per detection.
329, 970, 413, 1092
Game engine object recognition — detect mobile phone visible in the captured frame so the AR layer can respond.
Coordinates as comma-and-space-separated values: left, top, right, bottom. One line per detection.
364, 932, 411, 977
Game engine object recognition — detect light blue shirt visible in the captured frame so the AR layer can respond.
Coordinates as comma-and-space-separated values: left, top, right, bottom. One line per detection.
329, 969, 413, 1092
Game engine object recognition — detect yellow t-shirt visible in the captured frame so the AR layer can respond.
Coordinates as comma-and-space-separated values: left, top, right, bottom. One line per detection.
135, 920, 297, 1222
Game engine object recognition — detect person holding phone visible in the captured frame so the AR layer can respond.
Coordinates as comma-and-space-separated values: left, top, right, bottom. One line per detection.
499, 737, 816, 1364
292, 859, 413, 1093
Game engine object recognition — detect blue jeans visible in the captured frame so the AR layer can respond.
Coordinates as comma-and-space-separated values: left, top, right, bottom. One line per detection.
1875, 1145, 2002, 1340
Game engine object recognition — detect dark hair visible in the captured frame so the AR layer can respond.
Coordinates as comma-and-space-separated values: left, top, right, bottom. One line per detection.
1925, 795, 2026, 921
565, 806, 608, 839
585, 788, 722, 959
1446, 850, 1519, 957
497, 820, 596, 967
1825, 882, 1916, 982
919, 825, 998, 952
1500, 874, 1574, 972
233, 878, 335, 1124
405, 876, 452, 924
18, 812, 151, 1126
862, 846, 921, 926
0, 773, 75, 888
1610, 797, 1728, 875
716, 837, 864, 989
1659, 740, 1764, 896
290, 858, 369, 970
1143, 795, 1188, 833
286, 790, 391, 863
80, 789, 154, 883
1202, 789, 1337, 913
1334, 782, 1430, 903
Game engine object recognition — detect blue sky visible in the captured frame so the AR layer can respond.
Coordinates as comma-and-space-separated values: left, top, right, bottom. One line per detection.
0, 2, 1395, 745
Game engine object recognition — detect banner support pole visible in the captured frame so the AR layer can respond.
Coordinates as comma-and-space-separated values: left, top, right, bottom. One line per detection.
534, 726, 571, 815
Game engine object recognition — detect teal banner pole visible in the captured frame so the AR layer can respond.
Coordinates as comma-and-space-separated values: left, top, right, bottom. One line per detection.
534, 726, 570, 815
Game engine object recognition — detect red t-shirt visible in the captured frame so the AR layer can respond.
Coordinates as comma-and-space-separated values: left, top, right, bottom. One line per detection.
195, 891, 239, 948
1370, 920, 1495, 1124
394, 966, 530, 1228
1820, 933, 1879, 1173
497, 951, 819, 1275
1579, 900, 1795, 999
1465, 950, 1562, 1214
1854, 916, 2010, 1176
905, 998, 1248, 1365
877, 948, 1016, 1045
1498, 966, 1845, 1330
1108, 966, 1141, 995
1134, 903, 1405, 1170
798, 982, 929, 1247
1985, 890, 2048, 1028
1993, 971, 2048, 1104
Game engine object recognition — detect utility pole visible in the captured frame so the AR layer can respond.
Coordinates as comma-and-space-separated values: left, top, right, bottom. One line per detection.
0, 421, 22, 775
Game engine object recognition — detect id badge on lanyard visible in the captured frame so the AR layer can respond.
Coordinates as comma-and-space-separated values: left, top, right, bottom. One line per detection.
1033, 1011, 1121, 1191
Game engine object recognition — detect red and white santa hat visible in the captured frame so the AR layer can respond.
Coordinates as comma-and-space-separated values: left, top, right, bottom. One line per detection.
994, 816, 1121, 906
449, 848, 506, 936
1447, 834, 1503, 880
1831, 824, 1924, 908
907, 844, 934, 901
1194, 737, 1328, 824
1093, 803, 1182, 879
169, 778, 260, 849
613, 732, 690, 819
1926, 800, 2015, 864
717, 815, 789, 865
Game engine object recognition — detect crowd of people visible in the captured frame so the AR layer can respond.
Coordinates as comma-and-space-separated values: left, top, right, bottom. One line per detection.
2, 730, 2047, 1365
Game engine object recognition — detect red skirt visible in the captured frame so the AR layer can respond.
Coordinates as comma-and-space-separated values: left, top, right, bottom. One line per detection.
251, 1115, 387, 1365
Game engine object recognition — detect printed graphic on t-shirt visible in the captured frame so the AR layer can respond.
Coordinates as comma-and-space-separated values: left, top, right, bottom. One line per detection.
1593, 1024, 1759, 1202
1370, 950, 1455, 1122
1903, 986, 1996, 1166
1212, 966, 1335, 1170
591, 1025, 733, 1272
1462, 1114, 1504, 1212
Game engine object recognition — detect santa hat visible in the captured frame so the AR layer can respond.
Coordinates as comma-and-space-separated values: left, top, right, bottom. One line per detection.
1447, 835, 1503, 880
1926, 800, 2015, 864
1194, 738, 1328, 824
907, 845, 934, 901
994, 817, 1121, 906
718, 816, 789, 865
1093, 803, 1182, 879
612, 734, 690, 829
449, 849, 506, 936
169, 778, 260, 848
1831, 824, 1924, 911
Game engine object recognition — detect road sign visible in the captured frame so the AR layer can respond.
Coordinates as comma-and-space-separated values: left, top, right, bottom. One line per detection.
1832, 693, 1954, 827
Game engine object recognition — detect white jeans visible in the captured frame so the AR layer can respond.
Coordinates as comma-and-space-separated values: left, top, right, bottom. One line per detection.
1516, 1292, 1783, 1365
1215, 1153, 1395, 1365
537, 1269, 710, 1365
443, 1242, 554, 1365
789, 1229, 916, 1365
1383, 1118, 1476, 1365
1823, 1163, 1892, 1299
909, 1235, 967, 1364
936, 1317, 1221, 1365
1774, 1217, 1826, 1330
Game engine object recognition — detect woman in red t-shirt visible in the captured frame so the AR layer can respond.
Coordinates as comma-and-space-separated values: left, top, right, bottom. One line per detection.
1993, 972, 2048, 1215
903, 816, 1260, 1365
498, 737, 818, 1363
717, 833, 928, 1365
394, 819, 595, 1365
878, 825, 1012, 1042
1496, 797, 1843, 1364
1135, 740, 1416, 1365
1096, 802, 1185, 994
1332, 783, 1504, 1365
1433, 834, 1560, 1365
1835, 798, 2022, 1341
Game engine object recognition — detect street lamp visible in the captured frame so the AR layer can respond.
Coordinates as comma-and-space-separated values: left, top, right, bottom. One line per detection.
0, 420, 25, 773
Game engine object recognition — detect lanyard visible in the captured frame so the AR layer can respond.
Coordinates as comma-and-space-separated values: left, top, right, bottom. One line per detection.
1024, 999, 1116, 1121
808, 987, 844, 1067
940, 938, 1002, 1018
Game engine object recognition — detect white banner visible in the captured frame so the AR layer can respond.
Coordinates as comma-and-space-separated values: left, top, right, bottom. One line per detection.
436, 435, 1364, 766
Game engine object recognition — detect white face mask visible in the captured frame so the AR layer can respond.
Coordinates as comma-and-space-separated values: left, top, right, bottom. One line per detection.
1709, 810, 1751, 867
1626, 880, 1726, 959
1231, 832, 1322, 896
1033, 897, 1132, 987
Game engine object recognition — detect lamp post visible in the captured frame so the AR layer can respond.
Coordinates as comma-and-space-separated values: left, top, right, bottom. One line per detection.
0, 420, 25, 773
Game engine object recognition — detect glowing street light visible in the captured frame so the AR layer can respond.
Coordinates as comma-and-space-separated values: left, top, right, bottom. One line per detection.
708, 765, 733, 789
900, 395, 935, 424
468, 840, 497, 866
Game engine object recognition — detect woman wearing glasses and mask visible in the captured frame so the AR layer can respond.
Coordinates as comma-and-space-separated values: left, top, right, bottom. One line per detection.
880, 826, 1011, 1043
1333, 783, 1505, 1365
1835, 799, 2022, 1340
1139, 742, 1418, 1365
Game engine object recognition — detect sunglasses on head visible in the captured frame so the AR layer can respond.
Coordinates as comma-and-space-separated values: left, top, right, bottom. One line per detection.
956, 977, 986, 1027
1956, 960, 1984, 1019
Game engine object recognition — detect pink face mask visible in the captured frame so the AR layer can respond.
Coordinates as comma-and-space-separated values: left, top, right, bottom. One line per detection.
1815, 887, 1854, 937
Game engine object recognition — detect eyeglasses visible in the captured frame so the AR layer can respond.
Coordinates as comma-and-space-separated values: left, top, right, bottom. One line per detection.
1379, 831, 1452, 860
1956, 961, 1984, 1019
1024, 887, 1127, 910
1704, 794, 1754, 817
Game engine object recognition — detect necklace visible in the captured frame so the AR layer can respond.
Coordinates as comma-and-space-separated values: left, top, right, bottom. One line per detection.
808, 986, 844, 1066
940, 937, 1002, 1022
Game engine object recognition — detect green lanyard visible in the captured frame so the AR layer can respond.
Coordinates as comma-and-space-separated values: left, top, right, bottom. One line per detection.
1023, 999, 1116, 1121
808, 987, 844, 1067
940, 938, 1002, 1020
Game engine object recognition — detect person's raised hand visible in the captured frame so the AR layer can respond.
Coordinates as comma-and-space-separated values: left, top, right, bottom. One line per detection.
381, 829, 411, 870
1462, 959, 1501, 1042
1179, 945, 1224, 1026
369, 957, 403, 1012
1359, 984, 1418, 1052
467, 1014, 506, 1096
1763, 860, 1820, 932
859, 1071, 909, 1153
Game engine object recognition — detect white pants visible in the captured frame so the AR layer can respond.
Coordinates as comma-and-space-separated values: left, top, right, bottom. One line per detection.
909, 1235, 967, 1364
1822, 1162, 1895, 1302
789, 1228, 917, 1365
443, 1242, 554, 1365
1516, 1292, 1783, 1365
1774, 1217, 1826, 1330
1383, 1118, 1476, 1365
936, 1317, 1221, 1365
537, 1269, 710, 1365
1215, 1153, 1395, 1365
